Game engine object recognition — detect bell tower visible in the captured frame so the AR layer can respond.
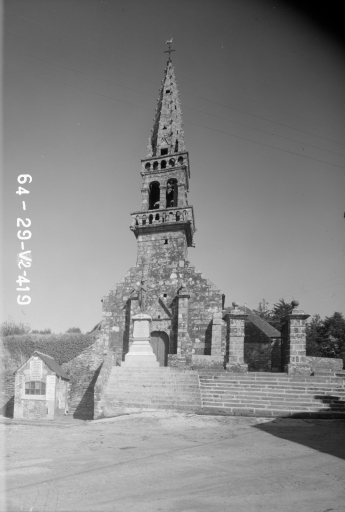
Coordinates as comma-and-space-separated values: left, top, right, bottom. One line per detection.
130, 50, 195, 271
99, 43, 224, 371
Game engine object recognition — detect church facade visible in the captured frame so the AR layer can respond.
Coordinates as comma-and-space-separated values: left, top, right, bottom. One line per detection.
99, 55, 227, 371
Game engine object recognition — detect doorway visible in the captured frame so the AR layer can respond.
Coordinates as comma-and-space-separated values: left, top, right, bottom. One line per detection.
150, 331, 169, 366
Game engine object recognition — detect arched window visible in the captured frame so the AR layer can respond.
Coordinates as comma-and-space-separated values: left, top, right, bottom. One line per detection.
161, 160, 167, 169
149, 181, 160, 210
178, 156, 183, 165
149, 214, 153, 225
145, 162, 151, 171
169, 158, 175, 167
25, 381, 46, 395
166, 178, 178, 208
175, 140, 179, 153
153, 161, 159, 170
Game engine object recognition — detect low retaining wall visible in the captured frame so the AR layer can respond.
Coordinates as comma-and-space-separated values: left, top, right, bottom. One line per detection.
305, 356, 343, 373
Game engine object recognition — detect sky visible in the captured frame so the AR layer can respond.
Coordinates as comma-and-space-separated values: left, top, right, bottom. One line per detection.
1, 0, 345, 333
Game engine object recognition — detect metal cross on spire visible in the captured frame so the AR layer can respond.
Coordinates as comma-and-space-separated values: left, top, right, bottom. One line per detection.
165, 38, 175, 60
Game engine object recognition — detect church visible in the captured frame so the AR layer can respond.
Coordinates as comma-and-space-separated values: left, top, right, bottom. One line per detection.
90, 45, 334, 419
99, 47, 228, 372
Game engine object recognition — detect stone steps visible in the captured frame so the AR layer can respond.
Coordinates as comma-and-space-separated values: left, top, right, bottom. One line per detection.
199, 373, 344, 382
97, 367, 345, 418
198, 371, 345, 418
199, 372, 344, 384
202, 397, 344, 409
200, 385, 345, 395
201, 392, 345, 402
100, 366, 202, 416
200, 407, 345, 419
107, 390, 200, 401
200, 381, 345, 390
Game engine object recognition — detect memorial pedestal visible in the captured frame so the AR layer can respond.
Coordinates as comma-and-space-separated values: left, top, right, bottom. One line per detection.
122, 313, 159, 367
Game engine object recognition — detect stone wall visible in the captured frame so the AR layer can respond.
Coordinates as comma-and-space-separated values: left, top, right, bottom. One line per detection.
100, 228, 224, 367
62, 342, 103, 419
305, 356, 343, 373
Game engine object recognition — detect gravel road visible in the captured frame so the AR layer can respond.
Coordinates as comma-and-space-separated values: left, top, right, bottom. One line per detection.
1, 411, 344, 512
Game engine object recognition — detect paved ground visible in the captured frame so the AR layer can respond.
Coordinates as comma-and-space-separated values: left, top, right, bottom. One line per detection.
0, 411, 344, 512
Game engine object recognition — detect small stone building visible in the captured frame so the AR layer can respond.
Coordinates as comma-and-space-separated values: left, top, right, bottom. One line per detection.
224, 306, 282, 372
14, 351, 69, 420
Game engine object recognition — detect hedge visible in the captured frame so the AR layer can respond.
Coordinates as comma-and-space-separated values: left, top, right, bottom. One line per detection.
1, 333, 99, 371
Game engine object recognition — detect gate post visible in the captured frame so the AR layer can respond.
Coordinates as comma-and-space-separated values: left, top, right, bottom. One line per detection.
226, 302, 248, 373
281, 300, 310, 375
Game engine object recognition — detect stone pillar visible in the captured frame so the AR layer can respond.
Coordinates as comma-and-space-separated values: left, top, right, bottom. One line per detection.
160, 185, 167, 208
281, 300, 310, 375
226, 302, 248, 373
141, 186, 149, 211
171, 284, 192, 368
122, 313, 159, 367
211, 312, 223, 356
177, 183, 186, 207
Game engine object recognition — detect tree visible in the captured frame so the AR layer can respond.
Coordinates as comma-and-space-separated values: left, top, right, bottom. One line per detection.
270, 299, 293, 321
31, 328, 52, 334
66, 327, 82, 334
306, 314, 324, 356
0, 316, 30, 336
321, 312, 345, 357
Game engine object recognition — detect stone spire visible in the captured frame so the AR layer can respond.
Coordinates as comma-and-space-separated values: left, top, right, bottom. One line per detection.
147, 58, 185, 158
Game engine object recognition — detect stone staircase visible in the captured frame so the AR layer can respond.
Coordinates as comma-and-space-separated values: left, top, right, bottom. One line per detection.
101, 367, 202, 416
198, 372, 345, 418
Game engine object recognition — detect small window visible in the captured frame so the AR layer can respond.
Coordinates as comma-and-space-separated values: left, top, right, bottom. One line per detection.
145, 162, 151, 171
158, 315, 161, 319
25, 381, 46, 395
166, 89, 170, 94
163, 293, 167, 298
161, 160, 167, 169
164, 239, 168, 244
160, 148, 168, 156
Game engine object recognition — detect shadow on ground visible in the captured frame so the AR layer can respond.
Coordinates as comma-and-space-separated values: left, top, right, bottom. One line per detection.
253, 401, 345, 461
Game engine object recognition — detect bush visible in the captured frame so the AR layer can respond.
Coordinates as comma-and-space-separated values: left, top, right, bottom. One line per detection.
1, 333, 98, 372
0, 317, 30, 337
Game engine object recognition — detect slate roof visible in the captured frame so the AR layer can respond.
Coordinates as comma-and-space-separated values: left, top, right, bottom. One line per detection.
33, 351, 70, 380
224, 306, 281, 338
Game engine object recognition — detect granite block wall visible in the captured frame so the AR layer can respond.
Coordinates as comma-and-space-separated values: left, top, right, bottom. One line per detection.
100, 229, 224, 367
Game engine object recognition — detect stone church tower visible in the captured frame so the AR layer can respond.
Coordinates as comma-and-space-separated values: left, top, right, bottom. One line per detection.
100, 52, 225, 370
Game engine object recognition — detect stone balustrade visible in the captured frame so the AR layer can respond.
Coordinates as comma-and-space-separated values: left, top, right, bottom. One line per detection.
130, 206, 194, 230
141, 153, 189, 174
